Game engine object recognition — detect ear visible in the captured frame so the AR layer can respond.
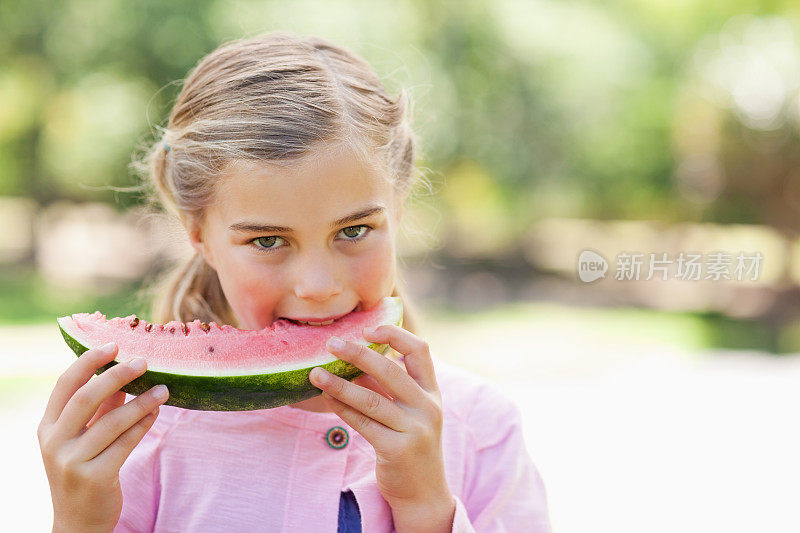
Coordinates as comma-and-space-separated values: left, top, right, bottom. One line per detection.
182, 215, 217, 271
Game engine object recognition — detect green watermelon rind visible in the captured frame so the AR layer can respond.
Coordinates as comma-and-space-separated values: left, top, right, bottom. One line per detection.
56, 303, 402, 412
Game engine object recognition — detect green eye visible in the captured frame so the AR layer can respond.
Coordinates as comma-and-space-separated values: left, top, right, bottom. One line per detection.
341, 225, 367, 239
253, 236, 282, 250
249, 225, 371, 254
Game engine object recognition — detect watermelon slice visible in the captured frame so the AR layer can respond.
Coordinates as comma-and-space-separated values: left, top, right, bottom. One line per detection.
56, 296, 403, 411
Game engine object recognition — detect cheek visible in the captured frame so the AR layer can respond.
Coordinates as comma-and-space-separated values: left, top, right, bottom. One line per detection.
350, 237, 395, 293
217, 256, 286, 321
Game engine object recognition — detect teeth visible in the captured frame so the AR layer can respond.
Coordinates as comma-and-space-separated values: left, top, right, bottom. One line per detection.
296, 319, 335, 326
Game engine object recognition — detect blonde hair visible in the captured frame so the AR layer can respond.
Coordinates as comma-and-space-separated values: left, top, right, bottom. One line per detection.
130, 31, 427, 334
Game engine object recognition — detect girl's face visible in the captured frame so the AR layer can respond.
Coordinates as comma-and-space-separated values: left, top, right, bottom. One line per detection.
186, 143, 403, 330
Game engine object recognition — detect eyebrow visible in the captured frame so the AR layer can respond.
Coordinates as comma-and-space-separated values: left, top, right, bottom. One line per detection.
229, 205, 386, 234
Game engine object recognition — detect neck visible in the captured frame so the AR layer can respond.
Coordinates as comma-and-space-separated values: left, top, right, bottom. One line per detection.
288, 394, 333, 413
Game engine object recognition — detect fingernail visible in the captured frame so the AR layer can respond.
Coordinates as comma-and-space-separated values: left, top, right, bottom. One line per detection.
363, 326, 377, 336
152, 384, 169, 400
311, 367, 329, 384
100, 342, 116, 354
128, 358, 146, 372
327, 336, 345, 350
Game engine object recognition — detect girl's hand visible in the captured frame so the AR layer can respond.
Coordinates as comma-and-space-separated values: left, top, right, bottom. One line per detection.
309, 325, 455, 514
37, 342, 169, 533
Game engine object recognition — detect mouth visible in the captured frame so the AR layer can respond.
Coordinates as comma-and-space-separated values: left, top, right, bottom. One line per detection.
280, 304, 361, 326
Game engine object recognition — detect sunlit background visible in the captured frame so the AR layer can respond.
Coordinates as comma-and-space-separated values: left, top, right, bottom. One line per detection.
4, 0, 800, 531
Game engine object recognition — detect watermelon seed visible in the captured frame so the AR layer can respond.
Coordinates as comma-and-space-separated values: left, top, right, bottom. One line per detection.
145, 323, 153, 332
208, 346, 214, 353
130, 317, 139, 329
200, 322, 210, 333
281, 340, 289, 345
181, 323, 189, 336
169, 327, 175, 333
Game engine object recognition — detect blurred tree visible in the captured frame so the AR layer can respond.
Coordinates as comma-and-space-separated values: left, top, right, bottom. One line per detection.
0, 0, 219, 208
1, 0, 800, 236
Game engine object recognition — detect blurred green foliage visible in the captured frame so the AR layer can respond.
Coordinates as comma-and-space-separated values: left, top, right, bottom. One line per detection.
0, 268, 148, 325
4, 0, 800, 353
2, 0, 800, 234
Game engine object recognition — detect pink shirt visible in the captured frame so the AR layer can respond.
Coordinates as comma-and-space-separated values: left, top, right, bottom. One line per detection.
114, 356, 553, 532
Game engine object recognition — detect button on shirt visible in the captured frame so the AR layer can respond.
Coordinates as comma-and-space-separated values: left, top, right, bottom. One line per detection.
113, 357, 553, 532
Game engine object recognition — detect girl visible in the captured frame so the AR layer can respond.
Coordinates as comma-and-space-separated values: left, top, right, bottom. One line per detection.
38, 31, 552, 532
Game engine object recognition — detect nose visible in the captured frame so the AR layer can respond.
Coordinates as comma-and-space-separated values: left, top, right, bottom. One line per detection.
292, 253, 343, 302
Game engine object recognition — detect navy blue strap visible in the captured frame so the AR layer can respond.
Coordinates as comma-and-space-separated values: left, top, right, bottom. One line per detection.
338, 490, 362, 533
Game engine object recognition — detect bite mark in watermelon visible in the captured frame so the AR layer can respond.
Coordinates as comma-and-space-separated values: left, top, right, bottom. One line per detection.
56, 296, 403, 411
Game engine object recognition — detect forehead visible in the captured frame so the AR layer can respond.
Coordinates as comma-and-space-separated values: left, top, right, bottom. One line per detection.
213, 144, 394, 225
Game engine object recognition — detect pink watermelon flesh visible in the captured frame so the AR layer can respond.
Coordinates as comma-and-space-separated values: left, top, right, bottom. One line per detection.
56, 296, 403, 376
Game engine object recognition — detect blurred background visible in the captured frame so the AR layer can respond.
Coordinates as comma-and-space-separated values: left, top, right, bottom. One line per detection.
3, 0, 800, 531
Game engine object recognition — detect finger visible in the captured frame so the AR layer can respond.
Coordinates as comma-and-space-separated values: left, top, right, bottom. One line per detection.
326, 338, 419, 408
42, 342, 120, 426
58, 356, 148, 436
363, 325, 439, 393
84, 390, 127, 431
89, 406, 160, 472
353, 373, 394, 401
311, 367, 407, 432
320, 391, 395, 445
79, 385, 168, 460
